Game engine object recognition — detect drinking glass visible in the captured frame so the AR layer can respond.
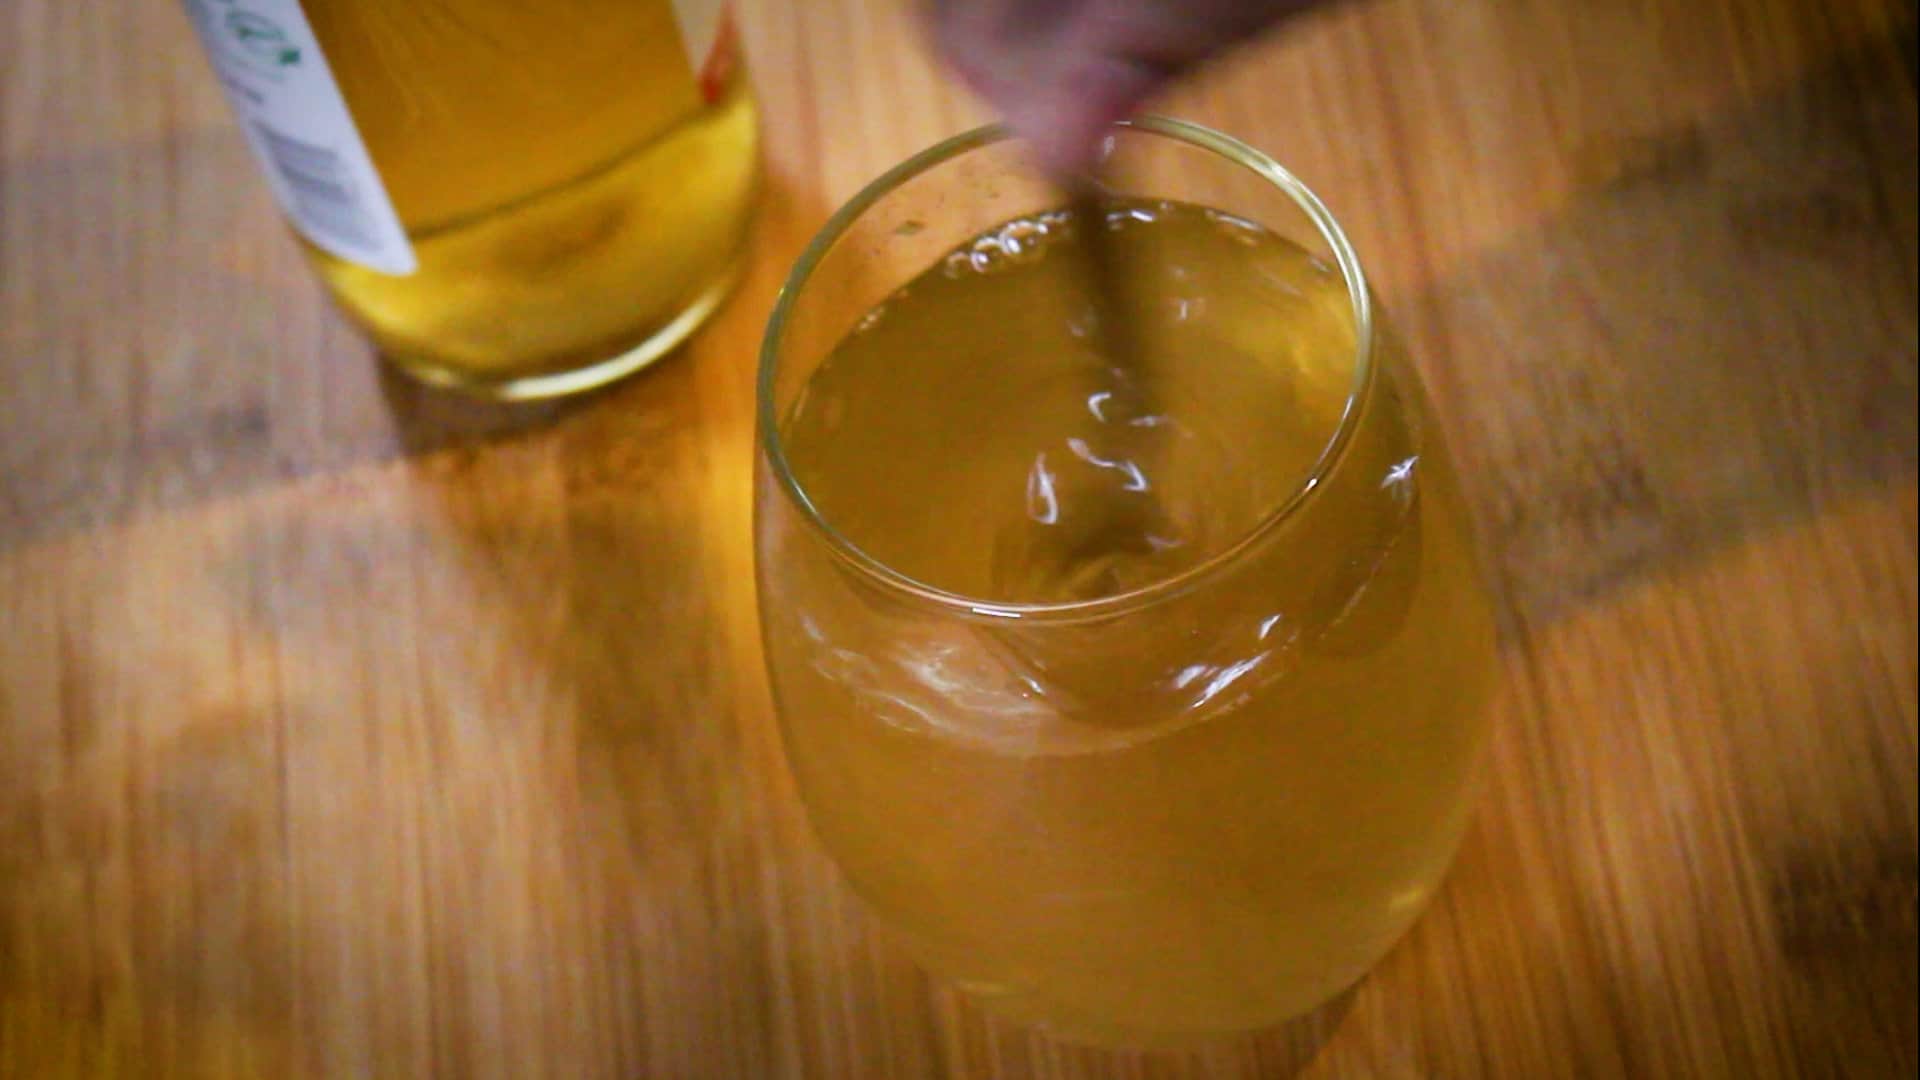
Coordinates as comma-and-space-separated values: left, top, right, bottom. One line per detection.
755, 118, 1498, 1045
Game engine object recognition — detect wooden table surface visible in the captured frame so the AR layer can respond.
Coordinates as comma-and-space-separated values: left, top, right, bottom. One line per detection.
3, 0, 1915, 1076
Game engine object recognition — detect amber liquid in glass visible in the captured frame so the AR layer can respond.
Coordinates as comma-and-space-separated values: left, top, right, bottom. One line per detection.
765, 200, 1496, 1043
301, 0, 758, 394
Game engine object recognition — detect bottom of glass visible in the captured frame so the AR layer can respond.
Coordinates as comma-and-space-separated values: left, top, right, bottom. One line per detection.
377, 257, 743, 401
879, 901, 1399, 1051
955, 982, 1355, 1051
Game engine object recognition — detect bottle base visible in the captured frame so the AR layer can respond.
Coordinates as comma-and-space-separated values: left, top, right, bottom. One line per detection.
376, 258, 743, 402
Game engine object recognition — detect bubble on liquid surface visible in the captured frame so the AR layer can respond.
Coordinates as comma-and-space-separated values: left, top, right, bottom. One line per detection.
940, 211, 1074, 278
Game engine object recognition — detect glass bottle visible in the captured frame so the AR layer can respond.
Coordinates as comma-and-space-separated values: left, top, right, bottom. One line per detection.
184, 0, 759, 398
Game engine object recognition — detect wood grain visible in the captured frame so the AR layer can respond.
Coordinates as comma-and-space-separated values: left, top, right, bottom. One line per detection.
2, 0, 1915, 1075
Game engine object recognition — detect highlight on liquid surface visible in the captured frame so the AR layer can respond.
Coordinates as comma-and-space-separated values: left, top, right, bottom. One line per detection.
760, 197, 1498, 1043
782, 199, 1360, 606
303, 0, 758, 394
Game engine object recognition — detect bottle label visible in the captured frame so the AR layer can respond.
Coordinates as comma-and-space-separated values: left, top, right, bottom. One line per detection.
183, 0, 417, 274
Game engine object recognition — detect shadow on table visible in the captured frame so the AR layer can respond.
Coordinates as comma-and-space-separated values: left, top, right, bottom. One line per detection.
1386, 27, 1917, 1077
1412, 40, 1916, 638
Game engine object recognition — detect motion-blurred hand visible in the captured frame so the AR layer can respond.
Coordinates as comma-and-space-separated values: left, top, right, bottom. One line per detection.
927, 0, 1328, 174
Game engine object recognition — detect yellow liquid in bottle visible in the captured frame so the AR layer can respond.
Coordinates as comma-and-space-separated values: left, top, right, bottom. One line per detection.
764, 200, 1497, 1043
301, 0, 758, 397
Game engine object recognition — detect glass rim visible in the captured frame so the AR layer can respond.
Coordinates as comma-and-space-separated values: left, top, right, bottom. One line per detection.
757, 115, 1378, 622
